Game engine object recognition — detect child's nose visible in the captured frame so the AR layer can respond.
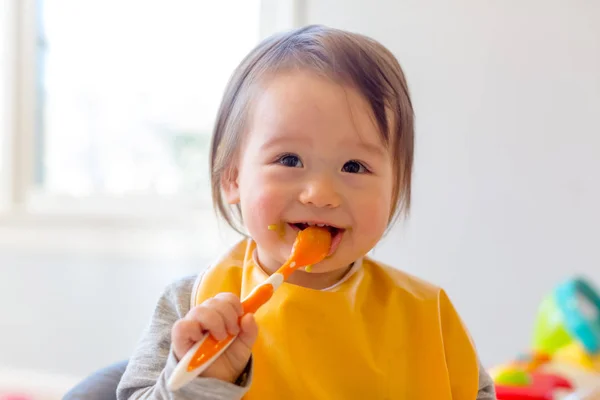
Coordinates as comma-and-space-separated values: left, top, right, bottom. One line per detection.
298, 175, 341, 208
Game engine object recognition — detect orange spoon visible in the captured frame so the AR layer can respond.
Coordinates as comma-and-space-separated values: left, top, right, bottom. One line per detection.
168, 226, 332, 391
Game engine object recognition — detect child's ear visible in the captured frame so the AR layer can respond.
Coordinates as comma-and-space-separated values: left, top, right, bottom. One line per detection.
221, 166, 240, 204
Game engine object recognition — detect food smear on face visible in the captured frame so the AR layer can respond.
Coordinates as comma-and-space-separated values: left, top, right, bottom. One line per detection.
305, 265, 313, 272
267, 223, 285, 238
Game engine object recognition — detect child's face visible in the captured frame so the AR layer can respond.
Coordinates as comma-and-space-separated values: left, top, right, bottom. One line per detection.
224, 70, 395, 275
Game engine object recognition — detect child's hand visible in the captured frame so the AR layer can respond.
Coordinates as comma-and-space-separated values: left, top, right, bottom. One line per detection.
171, 293, 258, 383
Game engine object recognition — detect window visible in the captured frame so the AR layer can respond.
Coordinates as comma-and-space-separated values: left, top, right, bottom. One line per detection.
34, 0, 260, 210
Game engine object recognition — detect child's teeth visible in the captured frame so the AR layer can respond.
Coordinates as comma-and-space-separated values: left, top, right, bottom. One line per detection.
317, 224, 325, 227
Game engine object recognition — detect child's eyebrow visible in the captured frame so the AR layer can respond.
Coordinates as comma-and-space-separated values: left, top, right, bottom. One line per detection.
356, 141, 386, 157
259, 135, 386, 157
259, 136, 306, 151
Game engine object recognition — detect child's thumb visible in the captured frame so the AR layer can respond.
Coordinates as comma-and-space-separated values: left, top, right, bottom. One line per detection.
237, 313, 258, 350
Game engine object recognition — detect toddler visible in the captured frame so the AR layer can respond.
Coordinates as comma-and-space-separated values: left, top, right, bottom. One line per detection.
117, 25, 496, 400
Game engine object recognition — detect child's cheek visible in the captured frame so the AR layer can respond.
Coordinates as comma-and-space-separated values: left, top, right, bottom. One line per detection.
354, 190, 391, 237
244, 184, 286, 236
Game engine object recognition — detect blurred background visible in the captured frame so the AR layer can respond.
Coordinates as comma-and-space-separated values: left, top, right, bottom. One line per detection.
0, 0, 598, 396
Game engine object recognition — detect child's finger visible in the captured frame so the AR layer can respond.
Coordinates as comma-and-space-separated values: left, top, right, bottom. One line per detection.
213, 292, 244, 316
171, 319, 204, 359
236, 313, 258, 350
203, 297, 241, 336
186, 305, 228, 340
173, 318, 204, 342
221, 313, 257, 371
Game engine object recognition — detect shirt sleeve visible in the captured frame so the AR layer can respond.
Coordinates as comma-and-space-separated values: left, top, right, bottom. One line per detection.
116, 275, 253, 400
477, 359, 497, 400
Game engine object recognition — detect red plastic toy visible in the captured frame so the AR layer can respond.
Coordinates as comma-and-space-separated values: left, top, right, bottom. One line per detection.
495, 371, 574, 400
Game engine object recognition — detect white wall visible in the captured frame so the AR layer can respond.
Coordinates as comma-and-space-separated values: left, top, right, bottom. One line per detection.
305, 0, 600, 366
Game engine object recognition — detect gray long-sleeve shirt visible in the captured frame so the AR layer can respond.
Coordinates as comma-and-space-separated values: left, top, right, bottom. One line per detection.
117, 276, 497, 399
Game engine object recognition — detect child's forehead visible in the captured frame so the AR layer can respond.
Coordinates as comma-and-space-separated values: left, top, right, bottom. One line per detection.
249, 70, 386, 149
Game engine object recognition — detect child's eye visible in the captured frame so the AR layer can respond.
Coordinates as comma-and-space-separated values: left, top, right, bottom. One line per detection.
276, 153, 303, 168
342, 160, 369, 174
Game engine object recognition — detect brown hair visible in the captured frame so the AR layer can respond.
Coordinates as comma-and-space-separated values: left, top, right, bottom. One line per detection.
210, 25, 414, 234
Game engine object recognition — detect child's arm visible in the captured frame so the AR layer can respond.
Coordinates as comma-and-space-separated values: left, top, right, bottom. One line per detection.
116, 276, 254, 400
477, 361, 497, 399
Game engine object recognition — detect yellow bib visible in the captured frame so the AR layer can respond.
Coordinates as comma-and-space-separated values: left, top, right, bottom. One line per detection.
193, 239, 479, 399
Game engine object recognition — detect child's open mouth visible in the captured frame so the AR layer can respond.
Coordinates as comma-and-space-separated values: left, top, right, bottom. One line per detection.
288, 222, 345, 256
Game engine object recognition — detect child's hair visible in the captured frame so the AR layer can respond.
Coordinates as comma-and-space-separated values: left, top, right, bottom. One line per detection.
210, 25, 414, 234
